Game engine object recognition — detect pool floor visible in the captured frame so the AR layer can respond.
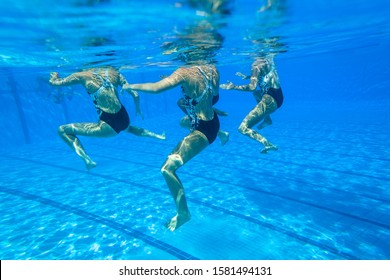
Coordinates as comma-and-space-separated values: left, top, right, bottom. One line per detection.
0, 117, 389, 260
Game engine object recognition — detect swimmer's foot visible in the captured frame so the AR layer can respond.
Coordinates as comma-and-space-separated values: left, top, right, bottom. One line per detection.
165, 213, 191, 232
218, 131, 230, 146
85, 159, 97, 171
261, 143, 278, 154
157, 132, 166, 140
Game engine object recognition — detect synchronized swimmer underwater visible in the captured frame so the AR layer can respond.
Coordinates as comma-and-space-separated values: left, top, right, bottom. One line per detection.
46, 0, 284, 231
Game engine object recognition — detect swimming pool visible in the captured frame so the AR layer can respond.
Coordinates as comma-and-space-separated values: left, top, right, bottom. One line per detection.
0, 0, 389, 260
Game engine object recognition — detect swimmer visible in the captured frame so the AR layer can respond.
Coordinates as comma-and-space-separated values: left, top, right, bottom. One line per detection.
124, 64, 221, 231
49, 66, 165, 170
220, 56, 283, 153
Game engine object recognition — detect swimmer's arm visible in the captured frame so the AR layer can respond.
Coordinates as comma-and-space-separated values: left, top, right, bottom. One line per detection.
128, 89, 144, 119
235, 72, 250, 79
220, 65, 259, 91
232, 77, 258, 91
49, 72, 83, 86
229, 64, 261, 91
220, 77, 257, 91
119, 74, 144, 119
126, 71, 183, 93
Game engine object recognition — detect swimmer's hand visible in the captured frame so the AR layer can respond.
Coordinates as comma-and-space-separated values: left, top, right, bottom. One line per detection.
122, 83, 130, 91
131, 90, 144, 120
49, 72, 59, 83
220, 81, 234, 90
235, 72, 249, 79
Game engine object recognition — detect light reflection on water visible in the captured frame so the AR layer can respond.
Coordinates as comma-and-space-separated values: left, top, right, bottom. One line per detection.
1, 0, 388, 69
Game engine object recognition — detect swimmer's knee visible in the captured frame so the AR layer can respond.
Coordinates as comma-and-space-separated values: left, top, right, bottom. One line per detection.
238, 123, 247, 134
58, 124, 75, 136
161, 153, 184, 175
58, 125, 66, 135
177, 98, 184, 107
161, 164, 172, 177
179, 116, 190, 128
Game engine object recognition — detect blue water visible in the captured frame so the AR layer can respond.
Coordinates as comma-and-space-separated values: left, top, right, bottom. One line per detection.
0, 0, 389, 260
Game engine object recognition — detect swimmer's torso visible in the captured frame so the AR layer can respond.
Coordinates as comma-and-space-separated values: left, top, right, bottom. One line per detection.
83, 68, 123, 114
252, 59, 281, 102
176, 65, 219, 121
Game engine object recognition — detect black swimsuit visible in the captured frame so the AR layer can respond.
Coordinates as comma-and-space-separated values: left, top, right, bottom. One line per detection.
196, 111, 220, 144
99, 105, 130, 134
266, 87, 283, 108
212, 94, 219, 105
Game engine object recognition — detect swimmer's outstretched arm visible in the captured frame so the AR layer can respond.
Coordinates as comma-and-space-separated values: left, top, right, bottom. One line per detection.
235, 72, 250, 79
220, 76, 258, 91
220, 65, 260, 92
125, 70, 184, 93
49, 72, 84, 87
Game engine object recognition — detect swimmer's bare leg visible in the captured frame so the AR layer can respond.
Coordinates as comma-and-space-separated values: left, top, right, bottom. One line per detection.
239, 102, 278, 153
239, 121, 277, 153
257, 115, 272, 130
56, 123, 101, 169
161, 131, 209, 231
177, 98, 187, 115
161, 153, 190, 232
58, 121, 118, 170
127, 125, 166, 140
179, 116, 191, 129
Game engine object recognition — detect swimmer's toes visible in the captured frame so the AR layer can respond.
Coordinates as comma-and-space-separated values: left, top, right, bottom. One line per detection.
86, 161, 97, 171
164, 214, 191, 232
261, 144, 278, 154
